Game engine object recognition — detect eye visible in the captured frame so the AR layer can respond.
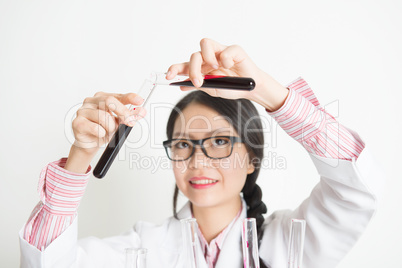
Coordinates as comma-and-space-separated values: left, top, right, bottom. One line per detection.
212, 138, 229, 146
174, 140, 191, 149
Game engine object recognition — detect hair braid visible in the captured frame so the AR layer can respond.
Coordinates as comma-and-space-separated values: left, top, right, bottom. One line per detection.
242, 183, 269, 268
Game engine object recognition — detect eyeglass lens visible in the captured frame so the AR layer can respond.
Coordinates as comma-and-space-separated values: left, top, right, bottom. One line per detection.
167, 137, 233, 160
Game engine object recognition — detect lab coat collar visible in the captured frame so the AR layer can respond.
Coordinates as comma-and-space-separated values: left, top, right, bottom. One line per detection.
175, 196, 247, 221
170, 197, 247, 268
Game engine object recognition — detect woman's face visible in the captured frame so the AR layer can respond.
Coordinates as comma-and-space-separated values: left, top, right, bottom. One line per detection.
172, 102, 255, 209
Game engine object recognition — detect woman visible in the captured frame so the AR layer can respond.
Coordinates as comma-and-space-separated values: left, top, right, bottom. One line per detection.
19, 38, 383, 267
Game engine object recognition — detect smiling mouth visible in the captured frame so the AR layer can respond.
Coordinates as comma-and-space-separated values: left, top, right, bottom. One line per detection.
190, 179, 218, 185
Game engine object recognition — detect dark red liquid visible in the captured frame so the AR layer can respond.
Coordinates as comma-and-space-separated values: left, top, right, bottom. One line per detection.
204, 75, 226, 79
169, 76, 255, 91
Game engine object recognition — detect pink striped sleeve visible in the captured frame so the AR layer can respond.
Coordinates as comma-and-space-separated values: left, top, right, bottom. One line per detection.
23, 158, 91, 250
266, 77, 365, 160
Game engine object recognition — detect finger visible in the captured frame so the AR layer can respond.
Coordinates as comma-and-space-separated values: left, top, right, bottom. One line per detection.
124, 106, 147, 127
166, 62, 216, 81
179, 86, 194, 91
77, 107, 119, 133
119, 92, 144, 106
98, 96, 131, 120
85, 93, 144, 121
199, 38, 227, 69
166, 63, 190, 80
189, 52, 204, 87
85, 95, 138, 124
218, 45, 248, 69
105, 106, 146, 127
73, 115, 107, 139
78, 103, 146, 130
92, 92, 144, 106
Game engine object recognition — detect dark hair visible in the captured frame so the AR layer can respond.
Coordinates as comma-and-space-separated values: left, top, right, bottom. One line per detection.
166, 90, 268, 267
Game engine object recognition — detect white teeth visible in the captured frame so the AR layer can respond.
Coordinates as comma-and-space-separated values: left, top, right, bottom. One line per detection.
190, 179, 218, 185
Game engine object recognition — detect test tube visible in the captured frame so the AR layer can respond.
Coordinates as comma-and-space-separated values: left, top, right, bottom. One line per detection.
151, 72, 256, 91
93, 78, 157, 179
125, 248, 147, 268
242, 218, 260, 268
287, 219, 306, 268
180, 218, 200, 268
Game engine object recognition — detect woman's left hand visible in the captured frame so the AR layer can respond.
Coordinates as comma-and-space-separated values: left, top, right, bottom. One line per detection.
166, 38, 289, 111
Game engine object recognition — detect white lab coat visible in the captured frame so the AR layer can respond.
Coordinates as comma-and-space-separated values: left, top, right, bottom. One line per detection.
19, 141, 385, 268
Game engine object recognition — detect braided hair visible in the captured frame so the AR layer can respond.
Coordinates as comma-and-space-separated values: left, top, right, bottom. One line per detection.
166, 90, 268, 268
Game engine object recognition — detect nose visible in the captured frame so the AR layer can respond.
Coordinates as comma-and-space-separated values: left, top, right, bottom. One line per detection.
188, 146, 210, 169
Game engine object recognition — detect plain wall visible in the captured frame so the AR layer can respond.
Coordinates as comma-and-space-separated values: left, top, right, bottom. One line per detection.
1, 0, 401, 266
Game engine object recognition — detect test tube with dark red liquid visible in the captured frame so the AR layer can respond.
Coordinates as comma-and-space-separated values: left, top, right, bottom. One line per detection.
93, 73, 255, 179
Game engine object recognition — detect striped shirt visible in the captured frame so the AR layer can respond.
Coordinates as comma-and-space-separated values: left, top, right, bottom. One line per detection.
266, 77, 365, 159
23, 77, 365, 266
23, 158, 91, 250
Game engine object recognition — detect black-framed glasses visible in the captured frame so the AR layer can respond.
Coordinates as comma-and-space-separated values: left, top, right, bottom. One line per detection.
162, 136, 243, 161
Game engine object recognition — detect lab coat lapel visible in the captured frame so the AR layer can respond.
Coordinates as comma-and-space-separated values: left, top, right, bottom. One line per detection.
194, 238, 209, 268
169, 201, 209, 268
215, 198, 247, 268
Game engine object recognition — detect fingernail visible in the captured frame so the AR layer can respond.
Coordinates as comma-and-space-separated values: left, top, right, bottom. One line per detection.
166, 71, 171, 78
193, 79, 200, 87
212, 64, 219, 69
126, 115, 137, 126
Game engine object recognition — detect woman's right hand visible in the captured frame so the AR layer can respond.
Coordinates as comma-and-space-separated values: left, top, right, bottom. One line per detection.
167, 38, 289, 112
64, 92, 146, 173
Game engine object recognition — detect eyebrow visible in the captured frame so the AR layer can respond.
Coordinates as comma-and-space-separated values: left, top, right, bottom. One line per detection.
173, 128, 232, 138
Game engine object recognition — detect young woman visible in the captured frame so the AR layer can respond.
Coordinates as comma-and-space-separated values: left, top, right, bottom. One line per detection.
19, 38, 384, 268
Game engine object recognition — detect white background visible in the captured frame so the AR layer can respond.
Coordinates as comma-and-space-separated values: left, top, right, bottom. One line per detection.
1, 0, 401, 266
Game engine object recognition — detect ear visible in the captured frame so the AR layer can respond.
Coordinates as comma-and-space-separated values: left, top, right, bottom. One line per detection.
247, 158, 255, 174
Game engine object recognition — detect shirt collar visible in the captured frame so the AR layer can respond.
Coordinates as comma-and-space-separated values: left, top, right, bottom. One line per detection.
191, 198, 244, 251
